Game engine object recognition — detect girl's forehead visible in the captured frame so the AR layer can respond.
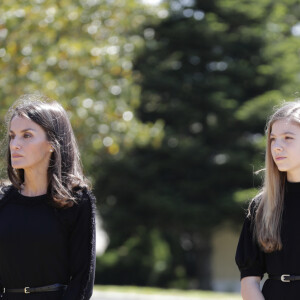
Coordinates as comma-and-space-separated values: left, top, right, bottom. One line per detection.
271, 119, 300, 134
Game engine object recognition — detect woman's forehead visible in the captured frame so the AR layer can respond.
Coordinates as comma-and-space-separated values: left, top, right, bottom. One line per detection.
9, 116, 42, 132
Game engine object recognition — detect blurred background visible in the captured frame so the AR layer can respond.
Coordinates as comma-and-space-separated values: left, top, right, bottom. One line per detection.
1, 0, 300, 295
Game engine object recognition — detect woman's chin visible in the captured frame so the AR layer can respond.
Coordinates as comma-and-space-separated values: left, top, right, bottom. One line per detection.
11, 164, 23, 169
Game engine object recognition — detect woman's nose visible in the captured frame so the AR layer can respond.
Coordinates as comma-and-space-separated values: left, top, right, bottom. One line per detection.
10, 138, 21, 150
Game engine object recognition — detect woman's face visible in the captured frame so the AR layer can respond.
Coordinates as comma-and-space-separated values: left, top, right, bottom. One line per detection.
271, 119, 300, 181
9, 116, 52, 172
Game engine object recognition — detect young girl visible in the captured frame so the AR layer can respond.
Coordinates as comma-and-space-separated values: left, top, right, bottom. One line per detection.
236, 101, 300, 299
0, 94, 96, 300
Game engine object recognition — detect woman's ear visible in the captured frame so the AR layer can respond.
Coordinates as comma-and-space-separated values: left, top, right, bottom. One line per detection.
48, 142, 54, 153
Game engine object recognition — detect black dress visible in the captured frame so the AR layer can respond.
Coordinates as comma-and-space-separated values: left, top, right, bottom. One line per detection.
0, 185, 96, 300
235, 181, 300, 300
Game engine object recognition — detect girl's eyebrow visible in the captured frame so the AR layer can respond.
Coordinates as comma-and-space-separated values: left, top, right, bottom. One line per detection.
270, 131, 296, 136
9, 128, 36, 133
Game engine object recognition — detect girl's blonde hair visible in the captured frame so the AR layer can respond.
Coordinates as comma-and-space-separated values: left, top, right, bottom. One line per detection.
254, 101, 300, 252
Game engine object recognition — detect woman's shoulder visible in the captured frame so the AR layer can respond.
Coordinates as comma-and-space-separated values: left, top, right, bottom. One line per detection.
0, 184, 15, 209
54, 187, 96, 233
72, 187, 96, 207
59, 187, 96, 217
0, 184, 14, 200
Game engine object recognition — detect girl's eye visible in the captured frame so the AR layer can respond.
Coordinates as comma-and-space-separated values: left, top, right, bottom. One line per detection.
24, 133, 32, 138
285, 136, 293, 140
9, 135, 15, 140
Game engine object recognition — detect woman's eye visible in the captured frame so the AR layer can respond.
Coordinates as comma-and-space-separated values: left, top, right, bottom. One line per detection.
9, 135, 15, 139
24, 133, 32, 138
285, 136, 293, 140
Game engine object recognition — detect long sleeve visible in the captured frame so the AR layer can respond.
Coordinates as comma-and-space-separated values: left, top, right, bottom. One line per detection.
0, 185, 14, 296
62, 190, 96, 300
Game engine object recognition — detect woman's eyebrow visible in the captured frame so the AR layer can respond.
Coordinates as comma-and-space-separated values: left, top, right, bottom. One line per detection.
9, 128, 36, 133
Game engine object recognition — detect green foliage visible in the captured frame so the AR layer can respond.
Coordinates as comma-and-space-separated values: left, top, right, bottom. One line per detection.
0, 0, 165, 172
96, 227, 173, 286
233, 188, 259, 205
94, 0, 300, 289
235, 91, 284, 124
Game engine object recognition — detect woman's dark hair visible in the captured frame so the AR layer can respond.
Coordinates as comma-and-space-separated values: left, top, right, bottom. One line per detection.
5, 94, 90, 208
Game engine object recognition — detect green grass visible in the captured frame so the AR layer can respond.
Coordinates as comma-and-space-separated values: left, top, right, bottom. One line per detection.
94, 285, 242, 299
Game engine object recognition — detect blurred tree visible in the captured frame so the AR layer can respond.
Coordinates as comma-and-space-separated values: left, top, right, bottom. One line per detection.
94, 0, 300, 289
0, 0, 164, 169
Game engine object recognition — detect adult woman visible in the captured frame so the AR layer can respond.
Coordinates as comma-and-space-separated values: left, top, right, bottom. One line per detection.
0, 94, 96, 300
236, 101, 300, 299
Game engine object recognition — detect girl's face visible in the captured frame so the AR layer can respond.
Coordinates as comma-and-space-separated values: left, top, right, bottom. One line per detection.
9, 116, 53, 173
271, 119, 300, 182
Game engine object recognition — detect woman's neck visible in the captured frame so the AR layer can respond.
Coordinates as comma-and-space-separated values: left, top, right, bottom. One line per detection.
21, 169, 48, 196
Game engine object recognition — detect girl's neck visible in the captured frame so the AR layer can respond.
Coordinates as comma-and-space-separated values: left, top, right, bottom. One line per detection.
287, 171, 300, 183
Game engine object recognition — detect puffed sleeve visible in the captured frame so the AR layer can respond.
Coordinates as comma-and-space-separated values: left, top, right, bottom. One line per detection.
62, 189, 96, 300
235, 201, 265, 279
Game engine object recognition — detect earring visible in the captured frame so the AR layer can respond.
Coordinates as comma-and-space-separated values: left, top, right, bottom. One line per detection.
50, 149, 54, 152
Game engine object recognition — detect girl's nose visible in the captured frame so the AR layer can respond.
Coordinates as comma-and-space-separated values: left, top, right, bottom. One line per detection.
272, 140, 283, 152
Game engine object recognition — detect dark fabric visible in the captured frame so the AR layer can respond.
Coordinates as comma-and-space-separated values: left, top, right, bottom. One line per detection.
235, 181, 300, 299
0, 185, 96, 300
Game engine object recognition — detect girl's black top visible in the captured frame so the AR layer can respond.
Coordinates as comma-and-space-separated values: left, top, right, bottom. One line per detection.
0, 185, 96, 300
235, 181, 300, 299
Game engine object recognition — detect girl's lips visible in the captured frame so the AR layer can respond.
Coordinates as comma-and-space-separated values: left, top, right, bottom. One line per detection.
276, 157, 286, 160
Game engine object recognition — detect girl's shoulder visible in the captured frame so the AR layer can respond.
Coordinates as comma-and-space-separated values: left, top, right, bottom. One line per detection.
247, 192, 262, 220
